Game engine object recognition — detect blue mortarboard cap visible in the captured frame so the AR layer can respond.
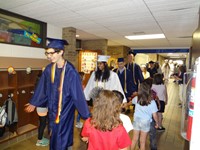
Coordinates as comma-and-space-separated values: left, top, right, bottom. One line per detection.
117, 58, 124, 62
128, 49, 137, 56
46, 38, 68, 50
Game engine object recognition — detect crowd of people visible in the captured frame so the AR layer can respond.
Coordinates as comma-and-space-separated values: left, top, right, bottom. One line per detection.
24, 38, 186, 150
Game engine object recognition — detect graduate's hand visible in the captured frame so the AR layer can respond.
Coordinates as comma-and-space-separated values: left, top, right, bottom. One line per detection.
121, 102, 127, 108
24, 103, 36, 113
128, 97, 132, 102
158, 104, 161, 110
173, 75, 178, 80
81, 137, 89, 143
155, 123, 159, 129
126, 100, 132, 107
131, 92, 138, 98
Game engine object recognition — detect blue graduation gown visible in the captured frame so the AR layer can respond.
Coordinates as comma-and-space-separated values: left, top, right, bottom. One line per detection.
114, 68, 137, 98
29, 61, 90, 150
125, 63, 144, 91
147, 67, 157, 78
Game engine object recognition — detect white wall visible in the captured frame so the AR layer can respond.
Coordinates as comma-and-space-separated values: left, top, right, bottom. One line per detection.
0, 24, 62, 59
47, 24, 62, 39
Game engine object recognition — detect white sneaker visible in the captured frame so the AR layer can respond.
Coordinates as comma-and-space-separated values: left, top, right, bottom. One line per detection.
36, 138, 49, 146
75, 122, 83, 128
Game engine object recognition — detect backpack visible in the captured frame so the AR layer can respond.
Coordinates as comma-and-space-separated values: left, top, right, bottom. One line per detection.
0, 105, 7, 127
4, 98, 18, 126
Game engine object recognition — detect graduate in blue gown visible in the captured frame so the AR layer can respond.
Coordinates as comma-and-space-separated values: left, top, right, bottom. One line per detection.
25, 38, 90, 150
113, 58, 137, 100
125, 50, 144, 91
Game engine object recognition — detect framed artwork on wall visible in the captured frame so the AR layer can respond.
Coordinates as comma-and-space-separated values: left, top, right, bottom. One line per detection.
0, 8, 47, 48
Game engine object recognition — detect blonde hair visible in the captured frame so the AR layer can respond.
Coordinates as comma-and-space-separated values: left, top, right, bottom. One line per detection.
91, 90, 122, 131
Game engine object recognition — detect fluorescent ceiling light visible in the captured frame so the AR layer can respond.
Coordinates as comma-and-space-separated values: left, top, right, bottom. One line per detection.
167, 53, 173, 56
125, 34, 165, 40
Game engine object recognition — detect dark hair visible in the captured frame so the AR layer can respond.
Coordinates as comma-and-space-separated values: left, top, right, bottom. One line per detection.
154, 62, 160, 69
95, 62, 110, 82
179, 65, 186, 73
112, 90, 124, 104
143, 78, 153, 87
54, 48, 62, 52
91, 90, 122, 131
127, 49, 137, 56
79, 71, 85, 81
45, 48, 62, 52
153, 73, 164, 85
138, 82, 151, 106
112, 90, 125, 113
45, 48, 64, 56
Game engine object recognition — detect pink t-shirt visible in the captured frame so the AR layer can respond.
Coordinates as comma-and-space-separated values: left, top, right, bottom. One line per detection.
81, 118, 132, 150
152, 84, 167, 102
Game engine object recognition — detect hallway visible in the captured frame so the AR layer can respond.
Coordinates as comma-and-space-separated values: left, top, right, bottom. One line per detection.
2, 80, 189, 150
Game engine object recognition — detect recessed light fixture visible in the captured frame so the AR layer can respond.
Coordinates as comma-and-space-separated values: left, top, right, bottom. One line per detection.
125, 34, 165, 40
76, 34, 80, 38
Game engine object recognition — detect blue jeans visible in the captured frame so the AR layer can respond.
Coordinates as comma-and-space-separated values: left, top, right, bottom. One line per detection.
76, 113, 81, 123
149, 120, 157, 150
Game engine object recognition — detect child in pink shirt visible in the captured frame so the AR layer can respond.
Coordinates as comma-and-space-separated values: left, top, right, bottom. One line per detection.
81, 90, 131, 150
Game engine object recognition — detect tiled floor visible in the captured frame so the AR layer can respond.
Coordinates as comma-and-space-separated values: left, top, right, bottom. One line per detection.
2, 80, 189, 150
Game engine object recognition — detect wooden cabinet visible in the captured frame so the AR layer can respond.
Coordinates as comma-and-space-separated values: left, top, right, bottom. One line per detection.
0, 70, 41, 143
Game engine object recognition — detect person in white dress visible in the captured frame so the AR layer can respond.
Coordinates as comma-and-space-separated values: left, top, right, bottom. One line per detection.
161, 59, 170, 83
169, 60, 175, 77
84, 55, 127, 104
141, 64, 150, 79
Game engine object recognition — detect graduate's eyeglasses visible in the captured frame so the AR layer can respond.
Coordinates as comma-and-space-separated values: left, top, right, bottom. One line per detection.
45, 51, 57, 56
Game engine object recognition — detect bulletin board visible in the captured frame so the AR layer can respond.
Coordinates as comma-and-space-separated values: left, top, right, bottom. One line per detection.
78, 50, 101, 86
79, 51, 98, 74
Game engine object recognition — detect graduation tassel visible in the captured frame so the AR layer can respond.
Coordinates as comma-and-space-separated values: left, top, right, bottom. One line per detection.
51, 63, 56, 83
124, 68, 127, 93
54, 61, 67, 124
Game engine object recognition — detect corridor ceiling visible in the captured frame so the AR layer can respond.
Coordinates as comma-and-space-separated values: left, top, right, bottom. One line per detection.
1, 0, 200, 49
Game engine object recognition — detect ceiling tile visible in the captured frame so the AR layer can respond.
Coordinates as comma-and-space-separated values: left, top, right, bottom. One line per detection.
0, 0, 199, 49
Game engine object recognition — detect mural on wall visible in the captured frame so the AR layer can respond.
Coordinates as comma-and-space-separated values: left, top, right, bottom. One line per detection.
0, 9, 46, 48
